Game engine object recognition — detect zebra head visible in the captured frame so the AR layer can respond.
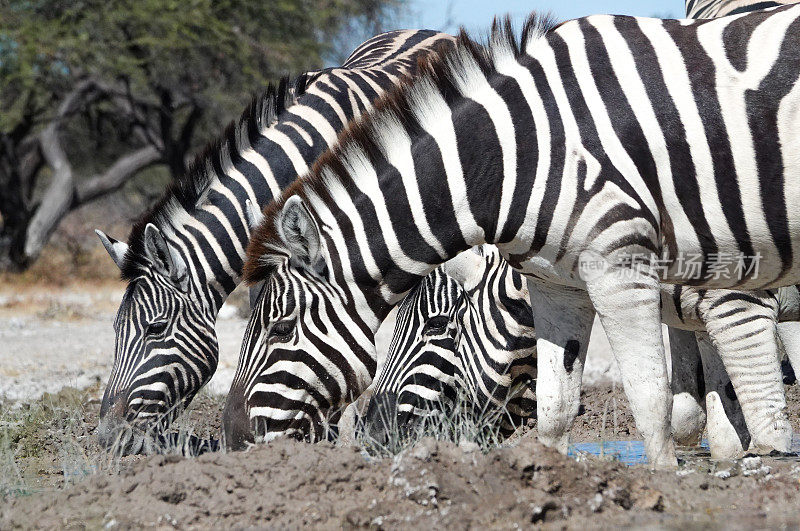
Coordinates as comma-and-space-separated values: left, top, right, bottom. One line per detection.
363, 267, 465, 444
96, 224, 218, 453
223, 196, 378, 448
364, 246, 537, 444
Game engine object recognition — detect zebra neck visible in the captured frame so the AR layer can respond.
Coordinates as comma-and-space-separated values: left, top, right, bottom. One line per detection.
165, 62, 433, 312
310, 80, 540, 323
190, 67, 423, 310
167, 105, 349, 312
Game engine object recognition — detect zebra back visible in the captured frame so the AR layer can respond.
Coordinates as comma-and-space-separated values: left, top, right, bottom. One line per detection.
686, 0, 794, 18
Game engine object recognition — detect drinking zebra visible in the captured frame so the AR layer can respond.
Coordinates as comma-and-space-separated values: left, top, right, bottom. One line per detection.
362, 246, 799, 456
363, 245, 536, 444
231, 8, 800, 468
364, 1, 800, 459
93, 29, 455, 454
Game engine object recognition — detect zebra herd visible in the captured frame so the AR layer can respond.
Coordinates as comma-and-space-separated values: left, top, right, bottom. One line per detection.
94, 1, 800, 469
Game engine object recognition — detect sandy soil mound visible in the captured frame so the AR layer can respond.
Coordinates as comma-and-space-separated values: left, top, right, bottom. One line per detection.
4, 434, 800, 529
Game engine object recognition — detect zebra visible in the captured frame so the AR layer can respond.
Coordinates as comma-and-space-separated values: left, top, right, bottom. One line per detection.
362, 245, 536, 444
666, 0, 800, 458
349, 247, 798, 457
93, 29, 455, 454
231, 8, 800, 468
354, 13, 799, 456
363, 247, 800, 457
686, 0, 796, 18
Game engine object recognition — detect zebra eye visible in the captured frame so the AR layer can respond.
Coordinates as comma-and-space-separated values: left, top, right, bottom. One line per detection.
148, 321, 168, 336
269, 319, 295, 341
423, 315, 450, 336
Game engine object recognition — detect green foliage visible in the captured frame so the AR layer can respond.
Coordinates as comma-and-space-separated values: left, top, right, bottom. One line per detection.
0, 0, 402, 133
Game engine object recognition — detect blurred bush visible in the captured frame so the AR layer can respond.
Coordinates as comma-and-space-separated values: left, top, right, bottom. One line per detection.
0, 0, 403, 276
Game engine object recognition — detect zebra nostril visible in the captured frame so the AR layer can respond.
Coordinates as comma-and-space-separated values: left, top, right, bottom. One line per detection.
363, 392, 399, 444
96, 414, 126, 449
99, 390, 128, 422
222, 389, 255, 451
97, 390, 131, 449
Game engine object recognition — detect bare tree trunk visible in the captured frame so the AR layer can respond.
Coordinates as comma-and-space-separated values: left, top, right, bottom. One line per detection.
0, 81, 162, 270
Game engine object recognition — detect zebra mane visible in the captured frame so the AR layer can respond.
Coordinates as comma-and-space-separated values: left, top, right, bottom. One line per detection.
244, 13, 559, 285
120, 74, 308, 281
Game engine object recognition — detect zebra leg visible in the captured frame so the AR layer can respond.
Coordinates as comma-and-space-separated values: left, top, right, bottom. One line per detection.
694, 332, 749, 459
585, 270, 677, 469
699, 294, 792, 454
668, 327, 706, 446
777, 322, 800, 382
527, 280, 594, 453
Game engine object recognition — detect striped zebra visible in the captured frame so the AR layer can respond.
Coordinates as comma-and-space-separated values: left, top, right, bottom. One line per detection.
353, 6, 800, 458
686, 0, 796, 18
363, 250, 800, 456
364, 247, 800, 459
667, 0, 800, 458
363, 245, 536, 444
231, 8, 800, 469
93, 30, 455, 454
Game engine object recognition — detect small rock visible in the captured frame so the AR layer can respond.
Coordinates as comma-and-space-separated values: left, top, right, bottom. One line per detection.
635, 489, 664, 512
714, 469, 732, 480
410, 438, 438, 461
458, 440, 479, 453
589, 493, 604, 513
742, 456, 762, 472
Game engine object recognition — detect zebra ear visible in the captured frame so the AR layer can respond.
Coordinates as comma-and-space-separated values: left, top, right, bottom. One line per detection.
277, 195, 324, 274
442, 248, 485, 288
143, 223, 188, 285
245, 199, 264, 230
95, 230, 128, 269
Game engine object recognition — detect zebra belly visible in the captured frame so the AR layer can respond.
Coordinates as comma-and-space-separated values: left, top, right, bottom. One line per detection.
662, 235, 800, 289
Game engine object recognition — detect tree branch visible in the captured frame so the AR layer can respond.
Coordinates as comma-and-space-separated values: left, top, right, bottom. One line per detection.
75, 146, 160, 204
21, 80, 128, 262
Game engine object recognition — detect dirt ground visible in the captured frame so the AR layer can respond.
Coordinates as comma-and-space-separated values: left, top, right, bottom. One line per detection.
2, 282, 800, 528
0, 282, 624, 405
1, 384, 799, 529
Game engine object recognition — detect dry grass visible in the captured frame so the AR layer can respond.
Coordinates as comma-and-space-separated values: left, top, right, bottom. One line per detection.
352, 389, 520, 458
1, 245, 120, 287
0, 387, 225, 501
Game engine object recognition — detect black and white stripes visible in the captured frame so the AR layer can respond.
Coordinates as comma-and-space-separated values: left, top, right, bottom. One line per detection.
364, 246, 536, 441
686, 0, 794, 18
236, 8, 800, 468
95, 30, 454, 452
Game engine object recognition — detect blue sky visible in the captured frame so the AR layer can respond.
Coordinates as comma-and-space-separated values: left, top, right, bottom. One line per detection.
406, 0, 682, 33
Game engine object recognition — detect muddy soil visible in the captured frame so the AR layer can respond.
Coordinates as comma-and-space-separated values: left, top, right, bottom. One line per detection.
7, 434, 800, 530
3, 384, 800, 529
573, 380, 800, 441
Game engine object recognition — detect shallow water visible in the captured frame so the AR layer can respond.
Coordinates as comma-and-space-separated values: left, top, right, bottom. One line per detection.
568, 434, 800, 466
